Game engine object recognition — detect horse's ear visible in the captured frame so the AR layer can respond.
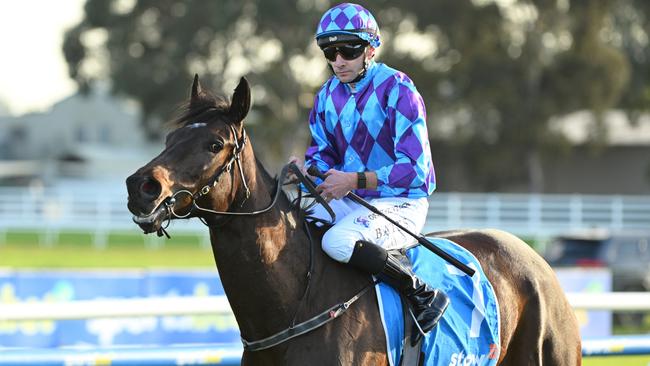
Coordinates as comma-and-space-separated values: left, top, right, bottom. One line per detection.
228, 77, 251, 125
190, 74, 202, 106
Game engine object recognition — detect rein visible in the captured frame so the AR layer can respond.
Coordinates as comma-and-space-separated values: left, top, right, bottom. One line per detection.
147, 128, 374, 352
238, 166, 374, 352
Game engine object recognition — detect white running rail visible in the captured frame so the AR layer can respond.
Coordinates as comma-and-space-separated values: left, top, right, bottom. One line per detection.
0, 292, 647, 321
1, 186, 649, 246
0, 296, 232, 321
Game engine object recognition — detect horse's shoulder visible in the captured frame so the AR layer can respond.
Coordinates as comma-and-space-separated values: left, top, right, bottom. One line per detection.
295, 222, 385, 363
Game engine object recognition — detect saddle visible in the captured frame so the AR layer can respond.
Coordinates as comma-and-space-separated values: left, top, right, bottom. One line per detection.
376, 240, 501, 366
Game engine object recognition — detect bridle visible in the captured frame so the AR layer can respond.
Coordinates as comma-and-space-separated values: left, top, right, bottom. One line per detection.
167, 123, 256, 219
141, 123, 286, 237
137, 124, 373, 351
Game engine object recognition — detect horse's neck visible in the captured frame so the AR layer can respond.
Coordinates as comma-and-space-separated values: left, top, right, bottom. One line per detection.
208, 163, 313, 339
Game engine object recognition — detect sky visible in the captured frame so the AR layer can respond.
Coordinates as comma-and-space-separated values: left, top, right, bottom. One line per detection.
0, 0, 85, 116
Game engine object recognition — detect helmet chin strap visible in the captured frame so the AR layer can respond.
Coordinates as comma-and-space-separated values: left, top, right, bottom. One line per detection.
349, 57, 370, 84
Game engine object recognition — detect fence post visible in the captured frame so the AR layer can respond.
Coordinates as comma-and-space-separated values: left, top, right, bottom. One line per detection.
569, 195, 583, 232
94, 195, 109, 249
528, 194, 542, 235
611, 196, 623, 230
447, 193, 461, 229
486, 194, 500, 228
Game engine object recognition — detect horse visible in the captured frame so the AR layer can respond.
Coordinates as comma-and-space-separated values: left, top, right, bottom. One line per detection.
126, 75, 582, 365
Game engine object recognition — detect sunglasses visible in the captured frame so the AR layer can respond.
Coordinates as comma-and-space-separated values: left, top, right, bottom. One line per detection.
322, 43, 366, 62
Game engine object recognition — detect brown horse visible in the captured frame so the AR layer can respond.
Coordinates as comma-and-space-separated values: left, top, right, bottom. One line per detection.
126, 76, 582, 365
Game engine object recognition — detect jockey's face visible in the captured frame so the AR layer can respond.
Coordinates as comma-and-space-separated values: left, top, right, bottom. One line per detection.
324, 42, 374, 83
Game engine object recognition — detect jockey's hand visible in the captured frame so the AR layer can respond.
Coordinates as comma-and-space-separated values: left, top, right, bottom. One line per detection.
316, 169, 356, 201
286, 156, 305, 182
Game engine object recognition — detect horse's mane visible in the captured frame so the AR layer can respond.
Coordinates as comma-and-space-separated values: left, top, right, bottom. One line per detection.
169, 88, 232, 129
255, 157, 308, 216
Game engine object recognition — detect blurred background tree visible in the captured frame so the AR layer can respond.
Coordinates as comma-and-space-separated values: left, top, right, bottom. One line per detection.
63, 0, 649, 192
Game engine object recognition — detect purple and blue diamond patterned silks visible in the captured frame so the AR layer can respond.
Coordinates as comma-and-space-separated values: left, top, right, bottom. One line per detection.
305, 62, 436, 198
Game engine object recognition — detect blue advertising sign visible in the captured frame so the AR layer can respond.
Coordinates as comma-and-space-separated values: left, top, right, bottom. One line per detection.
0, 270, 239, 348
553, 267, 612, 337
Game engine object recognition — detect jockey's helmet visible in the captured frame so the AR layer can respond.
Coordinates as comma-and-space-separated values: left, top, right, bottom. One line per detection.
315, 3, 381, 49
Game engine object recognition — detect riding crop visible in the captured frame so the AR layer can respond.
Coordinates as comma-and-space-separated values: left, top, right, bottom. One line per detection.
307, 166, 475, 277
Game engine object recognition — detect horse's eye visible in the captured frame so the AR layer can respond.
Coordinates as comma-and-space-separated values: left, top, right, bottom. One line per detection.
209, 142, 223, 153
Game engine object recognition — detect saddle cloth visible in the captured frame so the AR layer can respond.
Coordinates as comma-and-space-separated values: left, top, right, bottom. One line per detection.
376, 237, 501, 366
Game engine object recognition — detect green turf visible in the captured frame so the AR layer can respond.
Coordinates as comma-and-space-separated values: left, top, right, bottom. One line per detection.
0, 230, 543, 269
1, 230, 206, 246
584, 355, 650, 365
0, 230, 214, 268
0, 245, 215, 268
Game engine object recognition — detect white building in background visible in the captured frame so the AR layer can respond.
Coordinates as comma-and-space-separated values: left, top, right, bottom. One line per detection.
432, 109, 650, 194
544, 110, 650, 194
550, 110, 650, 146
0, 87, 159, 186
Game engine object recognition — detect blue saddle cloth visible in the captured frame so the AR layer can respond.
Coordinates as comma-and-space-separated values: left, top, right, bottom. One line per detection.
376, 237, 501, 366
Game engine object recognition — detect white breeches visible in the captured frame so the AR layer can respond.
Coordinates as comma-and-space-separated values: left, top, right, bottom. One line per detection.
309, 196, 429, 263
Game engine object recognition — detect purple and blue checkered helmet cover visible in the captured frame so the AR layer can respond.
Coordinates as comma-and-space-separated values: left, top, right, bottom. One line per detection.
315, 3, 381, 48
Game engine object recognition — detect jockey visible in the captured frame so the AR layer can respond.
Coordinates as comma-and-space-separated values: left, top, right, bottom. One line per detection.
292, 3, 449, 336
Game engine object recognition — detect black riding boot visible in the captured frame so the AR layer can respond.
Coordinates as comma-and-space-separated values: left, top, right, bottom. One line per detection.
348, 240, 450, 336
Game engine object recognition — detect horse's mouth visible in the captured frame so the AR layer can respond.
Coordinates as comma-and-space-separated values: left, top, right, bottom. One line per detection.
131, 199, 171, 234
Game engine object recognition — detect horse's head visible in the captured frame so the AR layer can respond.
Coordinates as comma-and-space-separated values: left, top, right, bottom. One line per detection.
126, 75, 252, 234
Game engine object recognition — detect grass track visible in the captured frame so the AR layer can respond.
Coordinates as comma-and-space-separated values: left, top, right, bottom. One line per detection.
584, 355, 650, 365
0, 230, 214, 268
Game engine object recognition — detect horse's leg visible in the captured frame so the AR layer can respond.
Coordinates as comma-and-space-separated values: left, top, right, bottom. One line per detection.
498, 282, 582, 365
492, 231, 582, 365
437, 229, 582, 366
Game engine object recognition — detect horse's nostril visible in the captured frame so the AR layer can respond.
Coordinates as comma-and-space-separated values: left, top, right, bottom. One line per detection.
141, 181, 155, 193
140, 178, 161, 198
